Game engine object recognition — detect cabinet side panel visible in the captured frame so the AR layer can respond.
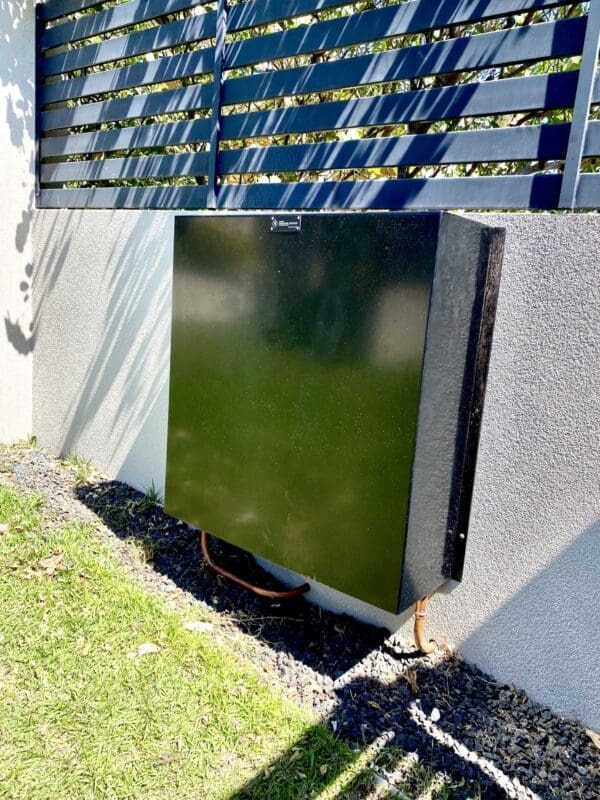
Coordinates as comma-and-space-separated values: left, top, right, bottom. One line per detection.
399, 215, 504, 611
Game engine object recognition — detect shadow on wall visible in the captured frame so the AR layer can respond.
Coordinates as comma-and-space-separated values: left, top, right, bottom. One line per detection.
461, 518, 600, 728
33, 210, 172, 491
1, 0, 35, 356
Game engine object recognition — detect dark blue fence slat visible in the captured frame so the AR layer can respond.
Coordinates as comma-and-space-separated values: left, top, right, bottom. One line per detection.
40, 0, 106, 23
227, 0, 356, 32
42, 116, 600, 182
41, 118, 211, 158
46, 119, 600, 185
41, 83, 213, 131
42, 118, 600, 184
40, 49, 215, 106
42, 0, 209, 50
40, 9, 585, 108
222, 18, 585, 106
36, 1, 599, 211
583, 119, 600, 154
227, 0, 574, 34
41, 12, 216, 77
41, 151, 209, 184
594, 73, 600, 103
40, 3, 584, 105
226, 0, 577, 70
39, 185, 209, 209
575, 173, 600, 207
220, 72, 579, 141
38, 174, 562, 210
39, 0, 354, 29
203, 174, 564, 209
219, 124, 572, 175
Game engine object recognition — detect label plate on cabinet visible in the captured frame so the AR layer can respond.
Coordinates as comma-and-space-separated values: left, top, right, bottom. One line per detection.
270, 215, 302, 233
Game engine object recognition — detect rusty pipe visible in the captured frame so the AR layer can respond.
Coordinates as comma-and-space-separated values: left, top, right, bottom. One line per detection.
414, 596, 438, 654
200, 530, 310, 600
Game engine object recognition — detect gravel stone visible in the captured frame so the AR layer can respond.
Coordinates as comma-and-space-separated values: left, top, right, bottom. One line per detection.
1, 444, 599, 800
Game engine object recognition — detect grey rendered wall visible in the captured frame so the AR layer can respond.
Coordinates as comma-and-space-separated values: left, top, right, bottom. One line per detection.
0, 1, 35, 442
32, 210, 174, 493
32, 210, 600, 730
435, 213, 600, 728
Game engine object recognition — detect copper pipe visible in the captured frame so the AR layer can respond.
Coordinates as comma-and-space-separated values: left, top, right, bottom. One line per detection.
200, 530, 310, 599
414, 596, 438, 654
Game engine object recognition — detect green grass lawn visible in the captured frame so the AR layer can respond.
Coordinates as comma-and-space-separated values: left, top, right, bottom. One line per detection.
0, 484, 365, 800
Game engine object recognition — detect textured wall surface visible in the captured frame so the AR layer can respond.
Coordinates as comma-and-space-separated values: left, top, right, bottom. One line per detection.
32, 210, 174, 492
447, 213, 600, 728
32, 210, 600, 729
0, 1, 35, 441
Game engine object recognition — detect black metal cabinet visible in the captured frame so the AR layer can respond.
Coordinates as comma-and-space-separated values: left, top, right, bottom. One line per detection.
165, 213, 503, 613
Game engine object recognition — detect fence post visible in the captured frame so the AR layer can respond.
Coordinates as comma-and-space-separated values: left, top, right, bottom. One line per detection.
35, 2, 43, 208
207, 0, 228, 209
558, 0, 600, 209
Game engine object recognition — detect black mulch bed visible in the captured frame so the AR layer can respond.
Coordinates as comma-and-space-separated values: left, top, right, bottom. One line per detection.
3, 446, 599, 800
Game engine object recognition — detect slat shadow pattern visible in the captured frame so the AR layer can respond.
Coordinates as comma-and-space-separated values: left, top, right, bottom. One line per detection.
37, 0, 600, 209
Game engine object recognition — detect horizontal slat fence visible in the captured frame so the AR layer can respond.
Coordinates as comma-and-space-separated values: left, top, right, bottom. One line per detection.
37, 0, 600, 210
